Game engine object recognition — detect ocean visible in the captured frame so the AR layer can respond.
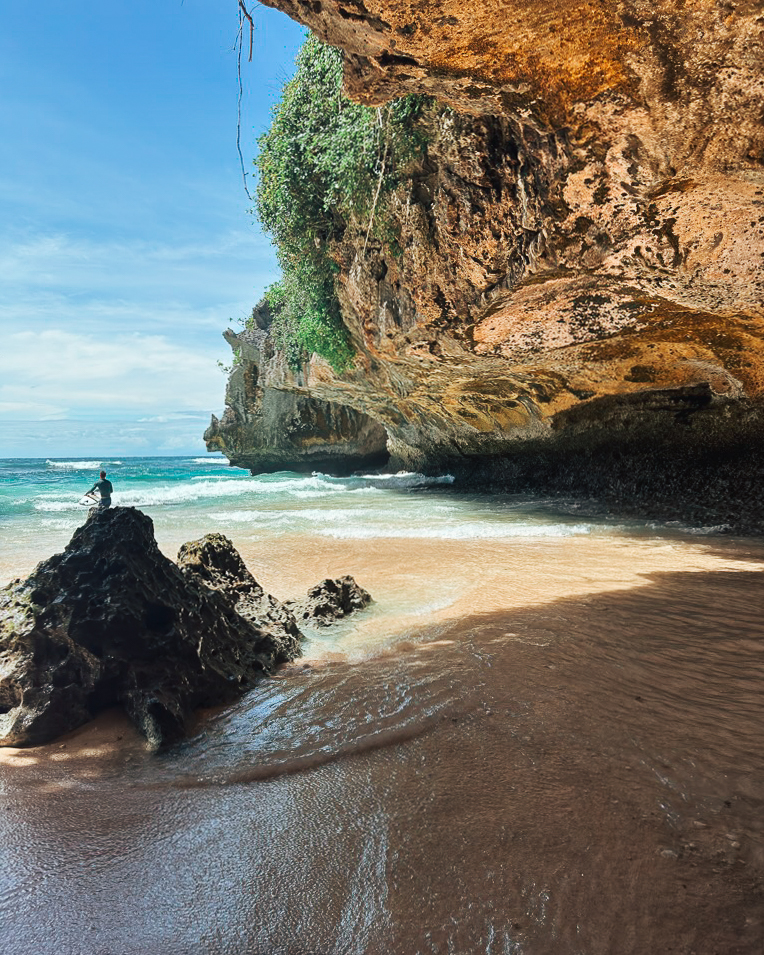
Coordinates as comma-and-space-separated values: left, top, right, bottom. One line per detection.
1, 455, 747, 654
2, 456, 764, 953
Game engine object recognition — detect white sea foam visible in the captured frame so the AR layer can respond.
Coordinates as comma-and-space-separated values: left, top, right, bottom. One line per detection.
40, 518, 80, 530
221, 507, 368, 526
32, 474, 351, 512
46, 460, 103, 470
208, 510, 263, 524
116, 475, 346, 507
289, 508, 358, 523
33, 484, 240, 511
191, 474, 238, 481
113, 480, 257, 507
209, 510, 292, 524
314, 470, 456, 490
364, 470, 454, 484
291, 489, 344, 499
191, 457, 230, 465
405, 597, 460, 615
187, 471, 453, 497
271, 476, 340, 493
319, 522, 594, 540
685, 523, 733, 535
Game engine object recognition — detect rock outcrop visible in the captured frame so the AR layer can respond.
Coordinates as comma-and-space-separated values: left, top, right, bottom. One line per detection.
0, 508, 302, 748
286, 576, 373, 627
177, 531, 303, 649
204, 308, 389, 474
210, 2, 764, 527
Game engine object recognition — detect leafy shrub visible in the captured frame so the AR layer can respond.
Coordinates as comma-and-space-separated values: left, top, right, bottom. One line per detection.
254, 34, 432, 372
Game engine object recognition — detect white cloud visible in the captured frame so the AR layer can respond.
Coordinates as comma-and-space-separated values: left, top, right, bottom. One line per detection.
0, 417, 213, 457
0, 228, 277, 325
0, 328, 230, 420
0, 225, 277, 422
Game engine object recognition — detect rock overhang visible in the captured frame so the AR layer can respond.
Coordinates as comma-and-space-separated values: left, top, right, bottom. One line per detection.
211, 1, 764, 526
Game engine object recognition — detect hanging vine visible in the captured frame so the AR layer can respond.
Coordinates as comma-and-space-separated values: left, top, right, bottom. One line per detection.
254, 35, 435, 372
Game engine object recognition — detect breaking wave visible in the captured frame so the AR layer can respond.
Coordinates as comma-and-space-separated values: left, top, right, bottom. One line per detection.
45, 460, 123, 470
315, 471, 456, 490
45, 460, 103, 470
32, 472, 426, 511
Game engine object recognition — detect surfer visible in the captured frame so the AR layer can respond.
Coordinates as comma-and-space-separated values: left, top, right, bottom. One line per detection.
86, 470, 113, 508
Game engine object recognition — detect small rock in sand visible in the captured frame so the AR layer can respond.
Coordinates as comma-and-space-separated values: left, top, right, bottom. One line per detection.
287, 575, 372, 627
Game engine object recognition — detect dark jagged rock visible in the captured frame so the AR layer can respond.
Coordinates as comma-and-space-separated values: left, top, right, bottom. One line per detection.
287, 576, 373, 627
0, 508, 302, 748
177, 532, 302, 658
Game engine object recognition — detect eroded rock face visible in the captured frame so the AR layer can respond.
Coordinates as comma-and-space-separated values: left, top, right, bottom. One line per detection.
264, 0, 764, 157
287, 576, 373, 627
211, 2, 764, 525
0, 509, 302, 748
177, 531, 302, 656
205, 307, 390, 474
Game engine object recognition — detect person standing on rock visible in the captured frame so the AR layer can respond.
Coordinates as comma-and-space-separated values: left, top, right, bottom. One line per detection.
87, 470, 113, 508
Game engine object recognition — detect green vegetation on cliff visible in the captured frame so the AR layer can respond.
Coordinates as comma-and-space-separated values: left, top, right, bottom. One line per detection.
255, 35, 432, 372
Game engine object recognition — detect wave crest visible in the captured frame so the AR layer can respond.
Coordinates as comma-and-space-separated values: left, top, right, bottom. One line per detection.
46, 460, 103, 470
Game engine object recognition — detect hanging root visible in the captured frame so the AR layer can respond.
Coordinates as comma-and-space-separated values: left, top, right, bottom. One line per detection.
236, 3, 254, 199
238, 1, 254, 61
363, 107, 391, 257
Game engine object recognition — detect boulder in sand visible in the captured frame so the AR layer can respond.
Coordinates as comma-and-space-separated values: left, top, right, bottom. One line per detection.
0, 508, 302, 748
287, 576, 372, 627
177, 532, 302, 653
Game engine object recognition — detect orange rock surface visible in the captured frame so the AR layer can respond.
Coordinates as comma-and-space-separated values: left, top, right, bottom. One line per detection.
212, 2, 764, 524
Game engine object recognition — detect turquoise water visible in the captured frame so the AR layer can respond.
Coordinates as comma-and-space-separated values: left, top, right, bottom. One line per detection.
0, 455, 597, 584
2, 455, 756, 659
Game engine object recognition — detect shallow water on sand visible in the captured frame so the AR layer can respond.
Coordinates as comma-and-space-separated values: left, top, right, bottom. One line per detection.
1, 470, 764, 955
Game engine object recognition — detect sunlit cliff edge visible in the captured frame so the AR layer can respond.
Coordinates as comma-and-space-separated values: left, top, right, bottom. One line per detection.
206, 1, 764, 528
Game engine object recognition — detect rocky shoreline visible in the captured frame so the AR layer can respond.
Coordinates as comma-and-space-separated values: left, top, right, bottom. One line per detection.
209, 320, 764, 534
0, 507, 371, 748
432, 406, 764, 537
206, 1, 764, 534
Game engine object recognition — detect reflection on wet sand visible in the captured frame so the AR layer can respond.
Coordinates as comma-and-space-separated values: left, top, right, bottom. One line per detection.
1, 537, 763, 954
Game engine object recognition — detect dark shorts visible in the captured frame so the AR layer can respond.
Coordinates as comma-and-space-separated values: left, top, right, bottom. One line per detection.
98, 499, 111, 508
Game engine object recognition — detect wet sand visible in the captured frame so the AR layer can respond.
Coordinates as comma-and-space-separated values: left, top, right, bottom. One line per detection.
1, 532, 763, 954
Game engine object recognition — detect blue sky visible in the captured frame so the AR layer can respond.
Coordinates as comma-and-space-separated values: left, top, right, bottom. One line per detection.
0, 0, 305, 455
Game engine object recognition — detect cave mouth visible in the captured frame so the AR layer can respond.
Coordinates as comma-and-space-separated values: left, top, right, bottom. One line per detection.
309, 446, 391, 477
241, 446, 391, 478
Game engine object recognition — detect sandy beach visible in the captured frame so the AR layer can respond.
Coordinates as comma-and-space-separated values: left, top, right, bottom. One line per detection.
2, 526, 763, 954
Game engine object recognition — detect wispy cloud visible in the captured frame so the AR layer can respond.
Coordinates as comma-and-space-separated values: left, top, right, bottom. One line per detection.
0, 228, 276, 313
0, 226, 277, 419
0, 416, 214, 457
0, 329, 231, 420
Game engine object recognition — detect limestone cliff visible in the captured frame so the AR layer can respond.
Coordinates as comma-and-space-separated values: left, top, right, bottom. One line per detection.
205, 302, 389, 473
209, 1, 764, 526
